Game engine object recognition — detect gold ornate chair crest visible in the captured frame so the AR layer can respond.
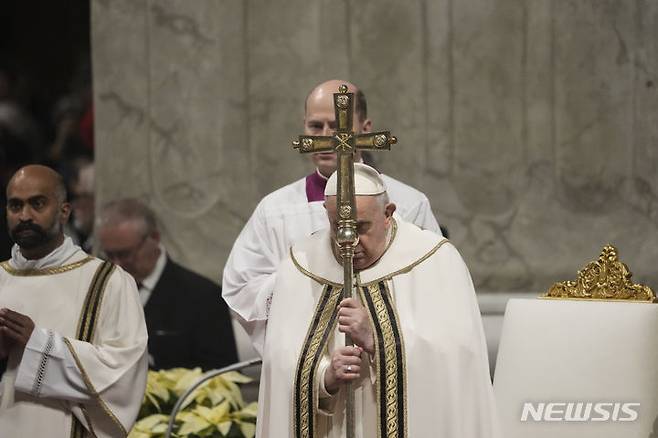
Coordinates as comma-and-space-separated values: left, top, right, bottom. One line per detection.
542, 244, 656, 302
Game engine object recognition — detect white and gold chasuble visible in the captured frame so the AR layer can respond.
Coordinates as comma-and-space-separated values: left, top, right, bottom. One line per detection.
222, 174, 442, 356
0, 239, 148, 438
257, 220, 500, 438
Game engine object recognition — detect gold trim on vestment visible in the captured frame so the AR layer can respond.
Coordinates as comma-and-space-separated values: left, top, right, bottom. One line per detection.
63, 338, 128, 437
68, 260, 122, 438
294, 285, 343, 438
0, 256, 94, 276
291, 231, 447, 288
293, 219, 447, 289
386, 219, 398, 253
360, 239, 450, 288
382, 281, 408, 438
290, 249, 342, 287
81, 406, 98, 438
290, 223, 442, 438
358, 281, 407, 438
70, 416, 84, 438
75, 262, 115, 344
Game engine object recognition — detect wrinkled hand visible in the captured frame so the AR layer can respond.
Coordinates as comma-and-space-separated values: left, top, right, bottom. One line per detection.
337, 298, 374, 354
0, 308, 35, 356
324, 346, 363, 395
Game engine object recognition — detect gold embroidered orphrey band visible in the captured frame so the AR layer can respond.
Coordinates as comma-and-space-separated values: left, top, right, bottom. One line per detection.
69, 261, 126, 438
291, 237, 450, 290
0, 256, 94, 276
294, 284, 343, 438
292, 279, 408, 438
291, 235, 449, 437
359, 281, 407, 438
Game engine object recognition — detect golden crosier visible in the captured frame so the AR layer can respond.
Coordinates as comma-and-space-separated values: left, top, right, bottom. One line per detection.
290, 84, 399, 438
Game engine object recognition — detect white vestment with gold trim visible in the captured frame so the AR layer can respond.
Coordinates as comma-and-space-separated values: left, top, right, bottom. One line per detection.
256, 219, 500, 438
0, 238, 148, 437
222, 174, 442, 356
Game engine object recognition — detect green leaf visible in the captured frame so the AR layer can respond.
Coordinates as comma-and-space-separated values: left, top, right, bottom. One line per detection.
173, 368, 204, 396
134, 369, 259, 438
150, 382, 171, 402
221, 380, 244, 408
207, 389, 226, 406
133, 414, 169, 431
235, 402, 258, 419
217, 420, 232, 436
144, 392, 162, 412
221, 371, 253, 384
177, 413, 211, 436
207, 400, 230, 423
194, 405, 215, 421
239, 421, 256, 438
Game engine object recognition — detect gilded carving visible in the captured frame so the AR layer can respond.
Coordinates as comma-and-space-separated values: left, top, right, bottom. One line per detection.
335, 133, 352, 152
301, 138, 314, 152
336, 95, 349, 109
543, 244, 656, 302
339, 205, 352, 219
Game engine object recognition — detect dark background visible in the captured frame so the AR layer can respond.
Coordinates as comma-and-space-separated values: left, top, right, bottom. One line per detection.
0, 1, 92, 259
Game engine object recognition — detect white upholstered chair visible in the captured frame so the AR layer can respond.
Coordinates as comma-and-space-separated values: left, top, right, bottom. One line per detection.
493, 245, 658, 438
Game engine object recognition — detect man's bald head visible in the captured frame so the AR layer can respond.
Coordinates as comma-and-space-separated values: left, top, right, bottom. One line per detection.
7, 165, 67, 204
304, 80, 373, 177
305, 79, 368, 122
5, 165, 71, 259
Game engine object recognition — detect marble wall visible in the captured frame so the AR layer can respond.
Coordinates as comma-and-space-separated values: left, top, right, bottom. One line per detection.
92, 0, 658, 293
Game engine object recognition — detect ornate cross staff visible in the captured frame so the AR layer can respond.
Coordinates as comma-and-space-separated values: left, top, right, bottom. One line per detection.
292, 84, 397, 438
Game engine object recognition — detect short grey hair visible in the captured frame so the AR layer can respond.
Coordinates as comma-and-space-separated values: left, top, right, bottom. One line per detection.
99, 198, 158, 236
375, 192, 390, 209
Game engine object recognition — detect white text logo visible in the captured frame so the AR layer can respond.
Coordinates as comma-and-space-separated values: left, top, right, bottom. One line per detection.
520, 402, 640, 422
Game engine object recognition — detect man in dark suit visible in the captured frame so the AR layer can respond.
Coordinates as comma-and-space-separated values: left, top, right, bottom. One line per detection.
97, 198, 237, 370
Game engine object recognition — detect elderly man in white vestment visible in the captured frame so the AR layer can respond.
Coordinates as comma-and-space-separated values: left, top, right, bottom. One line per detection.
0, 165, 148, 437
223, 79, 442, 355
256, 164, 499, 438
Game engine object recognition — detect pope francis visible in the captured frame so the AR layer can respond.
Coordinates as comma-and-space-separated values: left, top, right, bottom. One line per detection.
256, 163, 500, 438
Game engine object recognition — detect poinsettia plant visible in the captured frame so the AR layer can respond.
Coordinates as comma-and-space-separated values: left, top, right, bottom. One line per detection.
129, 368, 257, 438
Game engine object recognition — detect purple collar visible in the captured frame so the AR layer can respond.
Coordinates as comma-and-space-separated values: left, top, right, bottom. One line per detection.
305, 170, 328, 202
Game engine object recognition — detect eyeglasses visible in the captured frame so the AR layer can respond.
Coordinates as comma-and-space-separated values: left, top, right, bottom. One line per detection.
103, 234, 149, 262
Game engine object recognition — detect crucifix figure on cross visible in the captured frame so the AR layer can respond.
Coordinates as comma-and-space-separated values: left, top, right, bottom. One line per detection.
291, 83, 397, 438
